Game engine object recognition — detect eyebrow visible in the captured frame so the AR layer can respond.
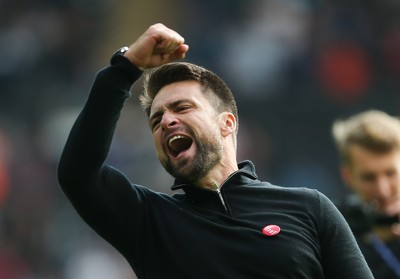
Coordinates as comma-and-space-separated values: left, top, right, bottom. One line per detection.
149, 99, 194, 124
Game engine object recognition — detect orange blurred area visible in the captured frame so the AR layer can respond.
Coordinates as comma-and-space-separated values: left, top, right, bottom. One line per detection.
0, 162, 9, 206
316, 41, 372, 105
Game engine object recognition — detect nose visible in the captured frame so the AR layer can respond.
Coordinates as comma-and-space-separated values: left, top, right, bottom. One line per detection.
160, 111, 178, 130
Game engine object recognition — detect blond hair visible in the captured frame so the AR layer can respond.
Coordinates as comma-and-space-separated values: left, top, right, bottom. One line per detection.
332, 110, 400, 164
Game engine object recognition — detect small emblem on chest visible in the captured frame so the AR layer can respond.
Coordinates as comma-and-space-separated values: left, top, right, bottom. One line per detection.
262, 224, 281, 237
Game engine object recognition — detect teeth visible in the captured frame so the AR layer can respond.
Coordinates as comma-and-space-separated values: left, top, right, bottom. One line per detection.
169, 135, 185, 144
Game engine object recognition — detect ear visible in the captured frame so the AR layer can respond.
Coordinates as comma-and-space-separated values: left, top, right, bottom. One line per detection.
340, 165, 354, 189
219, 112, 236, 137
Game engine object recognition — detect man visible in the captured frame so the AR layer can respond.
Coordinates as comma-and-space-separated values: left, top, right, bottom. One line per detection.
58, 23, 373, 278
332, 109, 400, 278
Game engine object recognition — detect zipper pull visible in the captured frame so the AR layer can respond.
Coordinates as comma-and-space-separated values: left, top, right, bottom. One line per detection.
212, 181, 228, 212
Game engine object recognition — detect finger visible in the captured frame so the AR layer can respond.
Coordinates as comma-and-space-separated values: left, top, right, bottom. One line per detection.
159, 44, 189, 62
169, 44, 189, 60
154, 38, 184, 53
391, 223, 400, 237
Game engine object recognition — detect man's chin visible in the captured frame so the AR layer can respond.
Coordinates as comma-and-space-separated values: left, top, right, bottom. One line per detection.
165, 158, 192, 178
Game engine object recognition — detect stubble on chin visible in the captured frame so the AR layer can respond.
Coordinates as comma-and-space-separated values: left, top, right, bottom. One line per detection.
163, 141, 222, 183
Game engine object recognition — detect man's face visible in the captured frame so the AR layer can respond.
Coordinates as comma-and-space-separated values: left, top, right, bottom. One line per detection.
149, 80, 224, 182
343, 145, 400, 215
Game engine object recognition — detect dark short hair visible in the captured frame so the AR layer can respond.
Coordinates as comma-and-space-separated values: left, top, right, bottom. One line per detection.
140, 62, 238, 132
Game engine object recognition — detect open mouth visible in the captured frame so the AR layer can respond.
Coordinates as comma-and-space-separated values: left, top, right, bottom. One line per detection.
168, 135, 193, 157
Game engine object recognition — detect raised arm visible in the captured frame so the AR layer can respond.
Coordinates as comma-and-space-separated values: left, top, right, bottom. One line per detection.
57, 23, 189, 248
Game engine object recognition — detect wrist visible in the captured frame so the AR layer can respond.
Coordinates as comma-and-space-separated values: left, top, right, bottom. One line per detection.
110, 46, 130, 65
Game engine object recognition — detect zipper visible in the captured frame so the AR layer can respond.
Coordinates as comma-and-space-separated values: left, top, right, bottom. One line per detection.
212, 181, 228, 212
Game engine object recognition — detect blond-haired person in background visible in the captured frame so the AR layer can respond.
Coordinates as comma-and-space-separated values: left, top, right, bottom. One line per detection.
333, 110, 400, 278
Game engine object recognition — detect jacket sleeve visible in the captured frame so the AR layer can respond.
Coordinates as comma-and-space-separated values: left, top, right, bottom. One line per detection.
317, 191, 374, 278
57, 57, 144, 251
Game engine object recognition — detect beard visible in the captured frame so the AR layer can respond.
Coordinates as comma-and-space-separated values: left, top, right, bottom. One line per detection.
161, 131, 223, 183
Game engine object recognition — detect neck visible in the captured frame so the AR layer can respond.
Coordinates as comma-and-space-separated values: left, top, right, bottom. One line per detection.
196, 158, 238, 190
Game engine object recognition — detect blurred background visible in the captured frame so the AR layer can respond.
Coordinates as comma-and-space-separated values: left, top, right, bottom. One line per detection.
1, 0, 400, 278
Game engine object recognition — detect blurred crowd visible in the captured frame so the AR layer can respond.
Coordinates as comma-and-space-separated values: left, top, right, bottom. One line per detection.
1, 0, 400, 278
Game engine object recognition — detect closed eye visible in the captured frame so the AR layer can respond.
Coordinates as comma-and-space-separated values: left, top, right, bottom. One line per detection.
175, 105, 191, 112
361, 173, 376, 183
150, 118, 161, 132
149, 100, 196, 131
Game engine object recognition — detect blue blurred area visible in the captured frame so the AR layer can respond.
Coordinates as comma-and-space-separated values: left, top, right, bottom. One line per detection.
1, 0, 400, 278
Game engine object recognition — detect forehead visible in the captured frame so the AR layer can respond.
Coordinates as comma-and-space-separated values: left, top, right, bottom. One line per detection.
348, 145, 400, 170
150, 80, 211, 113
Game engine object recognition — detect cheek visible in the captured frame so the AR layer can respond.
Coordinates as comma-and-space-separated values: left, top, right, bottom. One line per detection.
362, 188, 376, 200
390, 176, 400, 195
352, 178, 374, 199
152, 134, 164, 154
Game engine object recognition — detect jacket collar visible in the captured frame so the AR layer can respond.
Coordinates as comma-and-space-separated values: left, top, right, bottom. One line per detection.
170, 160, 258, 193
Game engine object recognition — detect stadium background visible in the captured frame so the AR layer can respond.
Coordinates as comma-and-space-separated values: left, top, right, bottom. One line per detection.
1, 0, 400, 277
